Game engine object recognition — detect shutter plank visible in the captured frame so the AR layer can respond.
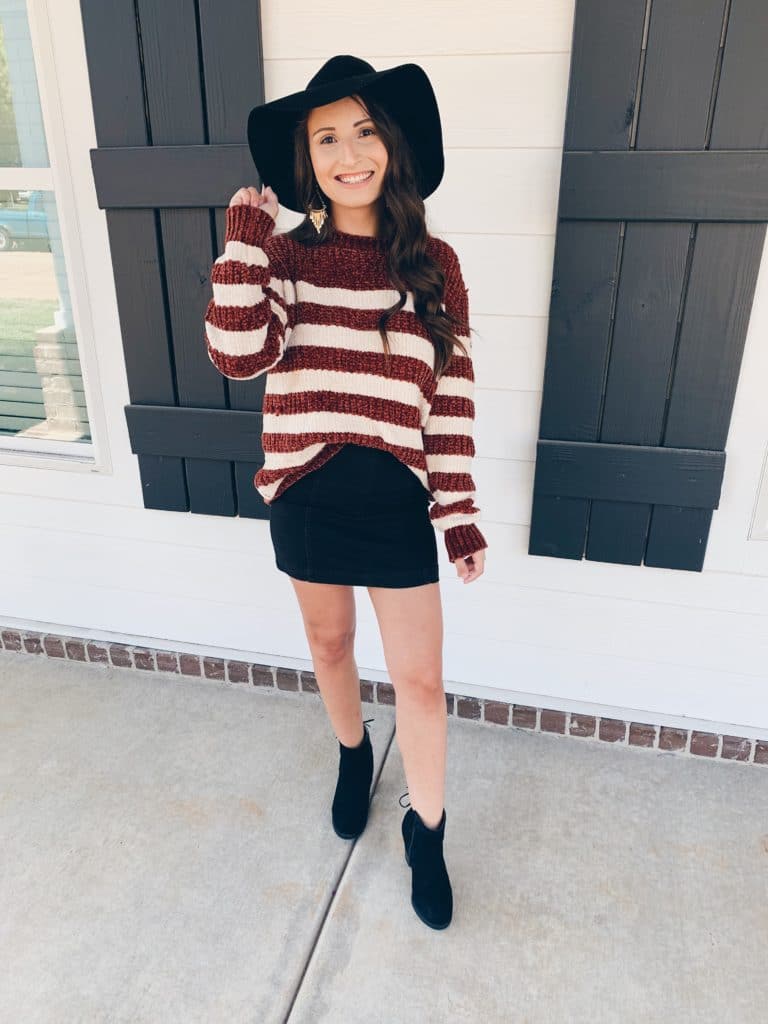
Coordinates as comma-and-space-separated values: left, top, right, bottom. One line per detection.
84, 1, 268, 519
136, 0, 236, 516
645, 0, 768, 568
645, 221, 764, 568
81, 0, 188, 511
532, 0, 767, 572
586, 222, 690, 565
530, 222, 619, 559
588, 0, 727, 570
530, 0, 645, 561
201, 0, 267, 518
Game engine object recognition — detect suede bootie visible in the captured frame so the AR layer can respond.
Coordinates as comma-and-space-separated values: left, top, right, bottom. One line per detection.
400, 791, 453, 929
331, 718, 374, 839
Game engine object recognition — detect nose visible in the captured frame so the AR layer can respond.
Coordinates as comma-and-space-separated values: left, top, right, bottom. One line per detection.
338, 136, 363, 166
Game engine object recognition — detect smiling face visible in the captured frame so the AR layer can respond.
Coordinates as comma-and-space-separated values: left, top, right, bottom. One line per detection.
306, 94, 389, 218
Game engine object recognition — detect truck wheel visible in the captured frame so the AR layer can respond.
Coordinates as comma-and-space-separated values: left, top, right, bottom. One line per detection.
0, 229, 11, 251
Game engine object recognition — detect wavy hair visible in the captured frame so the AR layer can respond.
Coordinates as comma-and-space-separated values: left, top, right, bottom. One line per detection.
284, 90, 469, 379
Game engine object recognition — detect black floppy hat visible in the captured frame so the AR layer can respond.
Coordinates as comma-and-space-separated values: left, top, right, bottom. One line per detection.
246, 54, 445, 214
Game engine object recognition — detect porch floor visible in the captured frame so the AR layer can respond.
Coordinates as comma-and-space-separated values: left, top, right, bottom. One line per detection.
1, 650, 766, 1023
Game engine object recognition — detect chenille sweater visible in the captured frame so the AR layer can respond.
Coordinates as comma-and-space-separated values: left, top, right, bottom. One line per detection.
204, 203, 488, 562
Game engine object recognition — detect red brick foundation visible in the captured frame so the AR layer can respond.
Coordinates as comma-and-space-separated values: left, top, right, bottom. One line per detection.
3, 627, 767, 767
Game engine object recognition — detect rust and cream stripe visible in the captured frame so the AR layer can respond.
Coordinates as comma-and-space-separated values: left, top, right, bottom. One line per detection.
203, 202, 488, 561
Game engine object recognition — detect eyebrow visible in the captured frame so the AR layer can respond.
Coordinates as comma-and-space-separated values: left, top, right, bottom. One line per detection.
311, 117, 374, 138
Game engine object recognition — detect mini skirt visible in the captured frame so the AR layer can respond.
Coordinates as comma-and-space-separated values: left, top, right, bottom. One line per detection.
268, 443, 439, 587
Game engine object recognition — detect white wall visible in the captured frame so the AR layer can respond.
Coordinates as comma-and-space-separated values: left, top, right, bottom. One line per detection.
2, 0, 767, 737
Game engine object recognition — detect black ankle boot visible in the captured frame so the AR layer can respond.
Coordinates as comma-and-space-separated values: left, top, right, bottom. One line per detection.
331, 718, 374, 839
400, 792, 453, 929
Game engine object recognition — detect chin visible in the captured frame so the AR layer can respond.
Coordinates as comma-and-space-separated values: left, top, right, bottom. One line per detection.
328, 185, 384, 206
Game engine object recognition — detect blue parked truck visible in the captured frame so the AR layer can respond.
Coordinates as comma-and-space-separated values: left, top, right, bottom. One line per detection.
0, 189, 51, 251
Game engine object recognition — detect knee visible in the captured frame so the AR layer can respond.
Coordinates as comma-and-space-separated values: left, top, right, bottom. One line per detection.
393, 668, 444, 706
307, 625, 355, 666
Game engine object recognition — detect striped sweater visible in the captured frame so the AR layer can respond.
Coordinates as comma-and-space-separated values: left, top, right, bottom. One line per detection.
204, 202, 488, 562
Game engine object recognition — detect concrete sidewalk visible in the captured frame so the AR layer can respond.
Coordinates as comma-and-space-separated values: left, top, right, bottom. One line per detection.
1, 650, 766, 1023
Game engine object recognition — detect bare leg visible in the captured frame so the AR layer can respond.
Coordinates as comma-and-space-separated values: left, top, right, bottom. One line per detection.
366, 581, 445, 828
288, 577, 364, 748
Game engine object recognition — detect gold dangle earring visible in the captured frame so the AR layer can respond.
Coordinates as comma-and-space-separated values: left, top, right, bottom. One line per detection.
308, 185, 328, 234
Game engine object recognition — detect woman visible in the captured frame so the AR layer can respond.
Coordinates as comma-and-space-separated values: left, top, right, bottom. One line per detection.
204, 55, 488, 930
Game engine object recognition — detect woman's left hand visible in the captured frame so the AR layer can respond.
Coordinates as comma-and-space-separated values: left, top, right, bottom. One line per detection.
453, 548, 485, 583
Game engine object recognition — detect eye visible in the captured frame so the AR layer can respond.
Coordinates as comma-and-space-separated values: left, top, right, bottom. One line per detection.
318, 127, 376, 145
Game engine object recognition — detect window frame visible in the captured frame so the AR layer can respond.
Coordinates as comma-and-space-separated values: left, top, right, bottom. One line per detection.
0, 0, 116, 485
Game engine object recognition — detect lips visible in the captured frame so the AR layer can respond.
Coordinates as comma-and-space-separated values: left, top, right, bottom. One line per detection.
334, 170, 374, 185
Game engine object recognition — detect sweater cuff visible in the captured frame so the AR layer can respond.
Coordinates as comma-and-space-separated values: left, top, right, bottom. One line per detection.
224, 202, 275, 246
444, 523, 488, 562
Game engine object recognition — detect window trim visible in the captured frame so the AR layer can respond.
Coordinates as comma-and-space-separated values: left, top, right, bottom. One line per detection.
0, 0, 114, 481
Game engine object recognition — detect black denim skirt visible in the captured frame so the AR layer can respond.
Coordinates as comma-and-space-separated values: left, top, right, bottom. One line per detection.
268, 443, 439, 587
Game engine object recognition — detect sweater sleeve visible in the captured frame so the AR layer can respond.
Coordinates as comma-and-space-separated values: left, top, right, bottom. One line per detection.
423, 247, 489, 562
204, 203, 295, 380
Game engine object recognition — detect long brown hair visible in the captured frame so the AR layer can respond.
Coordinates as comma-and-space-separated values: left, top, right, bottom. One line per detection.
284, 90, 469, 379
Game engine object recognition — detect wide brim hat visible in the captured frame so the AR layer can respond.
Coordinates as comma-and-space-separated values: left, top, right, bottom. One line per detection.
246, 54, 444, 214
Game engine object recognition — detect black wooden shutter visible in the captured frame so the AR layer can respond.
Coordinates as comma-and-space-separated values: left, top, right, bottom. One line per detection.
529, 0, 768, 571
81, 0, 270, 519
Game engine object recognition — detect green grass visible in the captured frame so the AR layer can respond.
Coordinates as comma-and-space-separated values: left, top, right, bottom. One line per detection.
0, 298, 59, 348
0, 298, 59, 357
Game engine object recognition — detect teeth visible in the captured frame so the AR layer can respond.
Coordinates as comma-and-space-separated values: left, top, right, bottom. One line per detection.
337, 171, 373, 183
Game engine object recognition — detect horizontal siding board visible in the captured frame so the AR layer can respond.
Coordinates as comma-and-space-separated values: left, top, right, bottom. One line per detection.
8, 491, 768, 616
265, 53, 573, 150
10, 549, 766, 724
10, 526, 768, 668
261, 1, 577, 58
5, 529, 761, 659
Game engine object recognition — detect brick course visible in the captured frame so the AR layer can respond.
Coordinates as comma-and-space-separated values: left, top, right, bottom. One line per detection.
2, 627, 765, 769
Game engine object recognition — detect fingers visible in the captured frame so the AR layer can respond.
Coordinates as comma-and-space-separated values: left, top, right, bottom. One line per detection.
228, 184, 274, 208
454, 548, 486, 583
227, 185, 279, 222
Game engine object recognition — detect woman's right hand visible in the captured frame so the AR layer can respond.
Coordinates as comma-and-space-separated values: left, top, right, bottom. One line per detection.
228, 184, 279, 222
